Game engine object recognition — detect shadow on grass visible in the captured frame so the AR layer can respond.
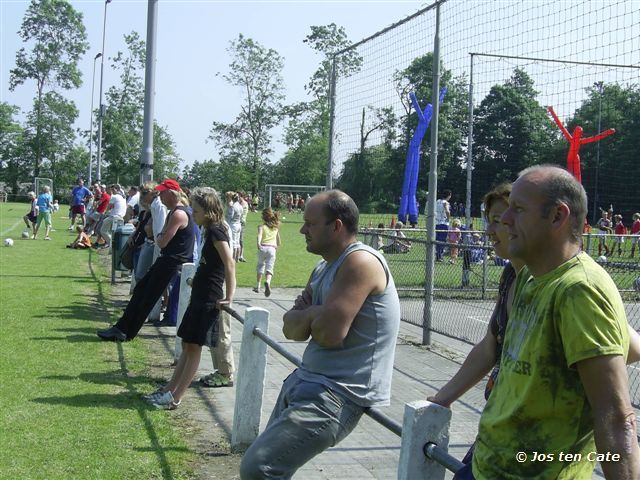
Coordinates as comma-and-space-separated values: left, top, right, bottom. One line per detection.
115, 341, 178, 479
32, 300, 127, 323
40, 372, 165, 387
31, 391, 150, 409
86, 251, 181, 478
30, 334, 100, 343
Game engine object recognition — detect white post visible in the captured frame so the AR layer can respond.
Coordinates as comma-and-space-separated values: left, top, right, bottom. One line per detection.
174, 263, 195, 361
398, 400, 452, 480
231, 307, 270, 450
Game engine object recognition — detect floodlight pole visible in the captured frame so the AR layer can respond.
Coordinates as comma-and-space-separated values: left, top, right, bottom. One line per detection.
423, 1, 442, 346
140, 0, 159, 184
96, 0, 112, 182
465, 54, 474, 230
326, 57, 337, 190
592, 81, 604, 224
88, 52, 102, 184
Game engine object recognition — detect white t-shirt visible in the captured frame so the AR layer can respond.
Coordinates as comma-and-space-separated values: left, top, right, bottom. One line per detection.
150, 196, 168, 242
108, 194, 127, 218
435, 199, 450, 225
127, 192, 140, 209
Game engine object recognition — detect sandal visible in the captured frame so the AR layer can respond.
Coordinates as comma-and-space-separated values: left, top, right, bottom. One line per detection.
199, 372, 234, 388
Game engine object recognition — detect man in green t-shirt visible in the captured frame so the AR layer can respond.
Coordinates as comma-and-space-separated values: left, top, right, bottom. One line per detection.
472, 165, 639, 480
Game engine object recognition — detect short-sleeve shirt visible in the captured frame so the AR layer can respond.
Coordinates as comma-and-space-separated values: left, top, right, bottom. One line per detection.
632, 219, 640, 235
226, 202, 243, 226
473, 253, 629, 479
108, 194, 127, 218
96, 192, 111, 214
36, 193, 52, 212
435, 199, 450, 225
192, 224, 229, 302
71, 186, 92, 206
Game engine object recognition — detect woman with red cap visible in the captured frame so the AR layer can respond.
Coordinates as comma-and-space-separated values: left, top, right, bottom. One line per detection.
97, 179, 196, 342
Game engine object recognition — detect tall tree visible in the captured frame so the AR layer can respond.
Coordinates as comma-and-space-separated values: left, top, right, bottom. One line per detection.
275, 24, 362, 187
210, 34, 285, 193
472, 68, 555, 208
25, 91, 79, 198
0, 103, 28, 194
9, 0, 88, 176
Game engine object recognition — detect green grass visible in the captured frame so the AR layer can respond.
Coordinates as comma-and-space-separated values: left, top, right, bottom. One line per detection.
0, 202, 196, 479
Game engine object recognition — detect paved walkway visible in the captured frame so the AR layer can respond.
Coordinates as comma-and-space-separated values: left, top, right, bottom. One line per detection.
155, 286, 621, 479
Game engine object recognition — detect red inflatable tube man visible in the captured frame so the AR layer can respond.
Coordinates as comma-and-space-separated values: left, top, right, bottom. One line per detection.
547, 106, 615, 184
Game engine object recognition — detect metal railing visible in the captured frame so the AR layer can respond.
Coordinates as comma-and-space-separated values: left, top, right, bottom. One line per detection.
218, 302, 463, 477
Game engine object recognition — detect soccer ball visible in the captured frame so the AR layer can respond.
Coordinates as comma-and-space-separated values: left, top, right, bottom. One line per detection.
597, 255, 607, 264
4, 238, 14, 247
21, 230, 30, 239
282, 216, 286, 220
634, 277, 640, 293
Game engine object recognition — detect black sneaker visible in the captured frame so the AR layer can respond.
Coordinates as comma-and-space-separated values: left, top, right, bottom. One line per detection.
96, 326, 127, 342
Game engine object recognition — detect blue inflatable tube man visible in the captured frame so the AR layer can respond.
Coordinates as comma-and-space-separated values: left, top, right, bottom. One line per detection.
398, 87, 447, 225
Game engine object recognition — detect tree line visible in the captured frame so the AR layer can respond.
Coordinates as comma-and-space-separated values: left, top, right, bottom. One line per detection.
1, 0, 638, 224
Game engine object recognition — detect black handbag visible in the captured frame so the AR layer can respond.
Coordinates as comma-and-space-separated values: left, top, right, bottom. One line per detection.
119, 242, 134, 270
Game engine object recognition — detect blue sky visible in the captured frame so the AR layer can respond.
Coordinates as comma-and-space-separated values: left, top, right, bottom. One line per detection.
1, 0, 429, 169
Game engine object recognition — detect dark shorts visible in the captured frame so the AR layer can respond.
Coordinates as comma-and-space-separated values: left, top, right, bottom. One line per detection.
177, 299, 220, 347
71, 205, 86, 215
26, 213, 37, 224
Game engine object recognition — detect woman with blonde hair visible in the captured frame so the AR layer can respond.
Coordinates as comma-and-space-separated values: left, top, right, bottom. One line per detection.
254, 207, 281, 297
144, 187, 236, 409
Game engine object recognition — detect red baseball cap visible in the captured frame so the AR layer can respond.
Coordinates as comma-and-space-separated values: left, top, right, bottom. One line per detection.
155, 179, 181, 192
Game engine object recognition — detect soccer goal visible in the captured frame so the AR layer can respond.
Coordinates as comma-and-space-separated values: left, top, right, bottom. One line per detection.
34, 177, 53, 196
264, 184, 326, 209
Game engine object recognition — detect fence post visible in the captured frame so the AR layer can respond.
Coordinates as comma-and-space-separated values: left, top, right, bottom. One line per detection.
174, 263, 195, 361
232, 307, 270, 451
398, 400, 452, 480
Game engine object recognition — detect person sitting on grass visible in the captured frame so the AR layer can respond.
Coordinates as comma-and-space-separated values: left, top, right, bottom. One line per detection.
142, 187, 236, 410
382, 221, 411, 254
66, 225, 92, 249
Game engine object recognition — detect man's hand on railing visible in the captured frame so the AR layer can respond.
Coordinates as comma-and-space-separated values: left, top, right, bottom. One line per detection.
217, 298, 232, 310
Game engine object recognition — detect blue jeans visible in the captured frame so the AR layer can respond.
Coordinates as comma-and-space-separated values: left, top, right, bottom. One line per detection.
135, 241, 155, 283
240, 371, 365, 479
436, 223, 448, 260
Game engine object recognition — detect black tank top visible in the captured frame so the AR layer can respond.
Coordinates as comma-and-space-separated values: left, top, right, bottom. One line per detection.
161, 205, 195, 262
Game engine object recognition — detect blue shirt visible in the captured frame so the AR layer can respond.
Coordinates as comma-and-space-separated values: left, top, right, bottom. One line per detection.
37, 193, 52, 212
71, 185, 92, 206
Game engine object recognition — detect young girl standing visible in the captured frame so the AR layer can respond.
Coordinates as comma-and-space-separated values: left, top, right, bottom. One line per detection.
145, 187, 236, 410
254, 208, 281, 297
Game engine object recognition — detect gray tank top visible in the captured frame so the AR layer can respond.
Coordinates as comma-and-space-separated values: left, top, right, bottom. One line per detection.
297, 242, 401, 407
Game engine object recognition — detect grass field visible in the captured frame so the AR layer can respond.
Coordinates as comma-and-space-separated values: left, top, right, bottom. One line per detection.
0, 202, 196, 479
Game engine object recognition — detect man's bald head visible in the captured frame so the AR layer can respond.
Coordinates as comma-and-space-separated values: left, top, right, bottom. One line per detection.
311, 190, 360, 235
517, 165, 587, 242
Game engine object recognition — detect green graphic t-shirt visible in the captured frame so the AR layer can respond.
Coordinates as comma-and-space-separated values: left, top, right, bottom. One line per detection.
473, 253, 629, 479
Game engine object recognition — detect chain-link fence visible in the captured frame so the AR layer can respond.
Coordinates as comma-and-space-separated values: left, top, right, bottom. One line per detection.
359, 227, 640, 406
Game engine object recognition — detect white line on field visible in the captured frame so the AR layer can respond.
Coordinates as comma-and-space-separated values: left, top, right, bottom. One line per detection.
1, 220, 22, 237
467, 315, 489, 325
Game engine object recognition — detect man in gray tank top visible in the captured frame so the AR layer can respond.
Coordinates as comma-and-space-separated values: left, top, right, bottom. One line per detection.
240, 190, 401, 479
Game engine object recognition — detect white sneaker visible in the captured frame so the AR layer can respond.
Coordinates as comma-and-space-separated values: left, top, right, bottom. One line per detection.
150, 390, 180, 410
